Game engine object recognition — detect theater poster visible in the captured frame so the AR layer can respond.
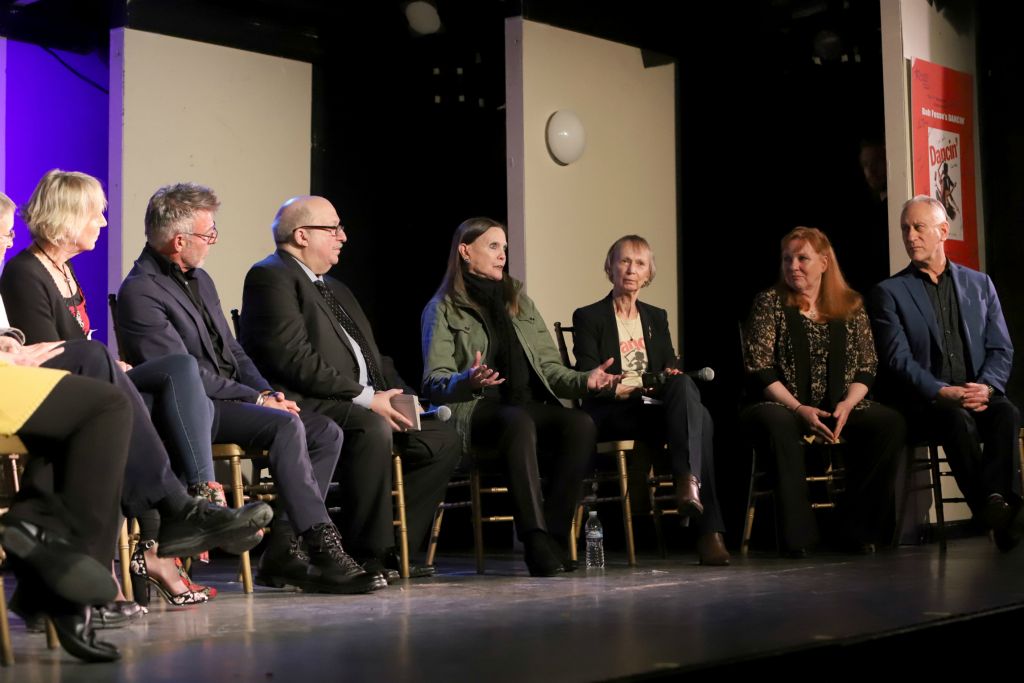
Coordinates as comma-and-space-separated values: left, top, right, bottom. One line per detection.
910, 58, 978, 268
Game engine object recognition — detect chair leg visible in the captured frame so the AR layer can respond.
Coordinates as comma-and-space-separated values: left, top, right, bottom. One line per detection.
570, 505, 583, 563
44, 618, 58, 651
0, 575, 13, 666
570, 504, 583, 563
893, 448, 916, 547
741, 451, 758, 558
118, 520, 133, 602
1018, 428, 1024, 495
929, 444, 947, 553
393, 454, 410, 579
648, 465, 668, 558
470, 468, 485, 574
426, 505, 445, 568
229, 455, 254, 594
616, 450, 636, 566
4, 455, 18, 495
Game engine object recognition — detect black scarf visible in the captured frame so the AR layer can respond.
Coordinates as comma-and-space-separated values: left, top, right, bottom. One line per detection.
463, 274, 531, 405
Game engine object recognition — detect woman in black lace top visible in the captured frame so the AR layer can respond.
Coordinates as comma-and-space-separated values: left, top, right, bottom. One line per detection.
742, 227, 905, 556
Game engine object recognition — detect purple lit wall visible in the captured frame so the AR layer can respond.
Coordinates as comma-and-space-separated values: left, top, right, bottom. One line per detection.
3, 40, 109, 343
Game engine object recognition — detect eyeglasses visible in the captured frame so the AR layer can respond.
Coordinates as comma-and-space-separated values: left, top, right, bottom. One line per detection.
0, 229, 14, 244
186, 225, 219, 244
295, 224, 345, 238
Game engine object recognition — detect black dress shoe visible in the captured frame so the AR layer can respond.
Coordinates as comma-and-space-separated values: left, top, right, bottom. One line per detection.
91, 601, 146, 630
550, 538, 578, 572
994, 502, 1024, 553
360, 557, 399, 584
382, 550, 438, 579
50, 603, 121, 663
0, 518, 117, 606
302, 523, 387, 594
157, 498, 273, 558
523, 531, 565, 577
980, 495, 1014, 530
11, 576, 120, 663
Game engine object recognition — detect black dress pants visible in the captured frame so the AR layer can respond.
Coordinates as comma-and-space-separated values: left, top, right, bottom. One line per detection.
586, 375, 725, 534
15, 373, 131, 564
741, 401, 904, 550
39, 340, 185, 517
312, 400, 461, 558
924, 395, 1021, 512
212, 401, 342, 534
470, 400, 596, 543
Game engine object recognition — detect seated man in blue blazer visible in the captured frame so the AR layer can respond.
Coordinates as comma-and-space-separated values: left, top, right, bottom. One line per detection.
869, 195, 1022, 550
117, 183, 383, 594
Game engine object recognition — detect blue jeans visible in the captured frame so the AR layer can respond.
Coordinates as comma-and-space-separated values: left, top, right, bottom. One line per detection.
128, 354, 216, 485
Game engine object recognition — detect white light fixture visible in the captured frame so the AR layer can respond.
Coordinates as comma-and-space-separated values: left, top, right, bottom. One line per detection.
405, 1, 442, 35
546, 110, 586, 165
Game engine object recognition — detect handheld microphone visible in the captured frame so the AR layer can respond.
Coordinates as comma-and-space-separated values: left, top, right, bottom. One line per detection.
420, 405, 452, 422
687, 367, 715, 382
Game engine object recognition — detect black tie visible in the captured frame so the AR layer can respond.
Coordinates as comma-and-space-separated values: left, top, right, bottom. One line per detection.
314, 280, 387, 390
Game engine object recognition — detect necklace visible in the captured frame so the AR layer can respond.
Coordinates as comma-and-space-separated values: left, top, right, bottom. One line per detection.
35, 244, 74, 293
616, 312, 642, 341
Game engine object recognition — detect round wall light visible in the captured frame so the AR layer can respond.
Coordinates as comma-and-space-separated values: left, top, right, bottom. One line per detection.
546, 110, 586, 165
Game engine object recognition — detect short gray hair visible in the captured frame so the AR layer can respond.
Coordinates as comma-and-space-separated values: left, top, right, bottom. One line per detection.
145, 183, 220, 246
270, 196, 314, 244
22, 169, 107, 246
900, 195, 948, 226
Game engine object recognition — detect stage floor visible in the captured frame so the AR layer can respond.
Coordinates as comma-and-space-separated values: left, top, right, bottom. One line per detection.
3, 536, 1024, 681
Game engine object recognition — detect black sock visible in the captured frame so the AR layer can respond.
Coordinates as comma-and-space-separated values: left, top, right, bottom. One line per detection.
155, 486, 193, 518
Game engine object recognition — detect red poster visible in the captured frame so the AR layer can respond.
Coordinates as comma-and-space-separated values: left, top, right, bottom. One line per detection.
910, 58, 977, 269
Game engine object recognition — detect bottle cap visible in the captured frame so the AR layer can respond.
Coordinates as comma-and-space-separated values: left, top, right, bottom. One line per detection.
588, 510, 597, 517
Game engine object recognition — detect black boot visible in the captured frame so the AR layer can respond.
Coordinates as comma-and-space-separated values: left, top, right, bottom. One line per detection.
256, 520, 312, 589
523, 531, 565, 577
302, 523, 386, 594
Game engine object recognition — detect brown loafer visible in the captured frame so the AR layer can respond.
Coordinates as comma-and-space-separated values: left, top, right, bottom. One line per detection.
676, 474, 704, 519
697, 532, 730, 566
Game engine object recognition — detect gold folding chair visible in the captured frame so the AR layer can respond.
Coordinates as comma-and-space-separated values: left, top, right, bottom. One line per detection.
554, 322, 638, 566
392, 451, 410, 579
0, 435, 64, 664
426, 456, 515, 574
741, 437, 846, 556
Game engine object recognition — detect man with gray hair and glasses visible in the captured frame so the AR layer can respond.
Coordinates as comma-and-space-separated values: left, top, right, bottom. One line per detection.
869, 195, 1021, 551
117, 183, 383, 594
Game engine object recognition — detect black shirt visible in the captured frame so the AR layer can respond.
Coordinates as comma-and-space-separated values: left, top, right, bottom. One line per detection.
913, 262, 968, 385
147, 244, 237, 380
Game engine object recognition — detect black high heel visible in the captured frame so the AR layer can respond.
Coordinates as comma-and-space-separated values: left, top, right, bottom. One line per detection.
11, 571, 120, 662
129, 540, 209, 607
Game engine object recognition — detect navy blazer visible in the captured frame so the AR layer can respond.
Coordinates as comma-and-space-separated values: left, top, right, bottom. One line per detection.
868, 261, 1013, 402
239, 250, 411, 407
116, 247, 271, 403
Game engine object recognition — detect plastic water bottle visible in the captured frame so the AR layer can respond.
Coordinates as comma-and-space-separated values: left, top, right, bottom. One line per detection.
585, 510, 605, 569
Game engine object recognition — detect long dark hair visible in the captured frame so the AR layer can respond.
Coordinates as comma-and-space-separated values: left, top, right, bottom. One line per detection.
433, 216, 520, 316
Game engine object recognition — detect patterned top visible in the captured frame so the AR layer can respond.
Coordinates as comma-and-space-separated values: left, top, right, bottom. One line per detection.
743, 287, 876, 410
615, 314, 648, 387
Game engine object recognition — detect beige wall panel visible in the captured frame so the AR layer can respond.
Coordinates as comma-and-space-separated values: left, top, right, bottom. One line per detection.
506, 19, 677, 359
110, 28, 311, 333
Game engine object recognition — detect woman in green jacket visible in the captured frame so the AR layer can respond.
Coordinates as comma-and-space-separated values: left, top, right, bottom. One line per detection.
421, 217, 618, 576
